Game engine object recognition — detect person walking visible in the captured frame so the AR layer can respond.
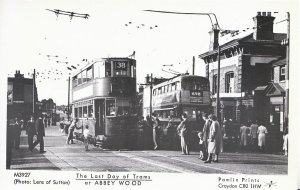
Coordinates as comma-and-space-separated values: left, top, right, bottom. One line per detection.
83, 125, 90, 151
12, 116, 22, 150
67, 118, 81, 144
177, 113, 189, 155
250, 120, 259, 150
32, 114, 46, 153
205, 114, 222, 163
152, 113, 160, 150
257, 122, 268, 152
240, 123, 249, 149
201, 113, 211, 161
282, 127, 288, 156
27, 115, 36, 152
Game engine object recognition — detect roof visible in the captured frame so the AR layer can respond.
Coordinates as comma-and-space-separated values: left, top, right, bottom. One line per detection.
270, 57, 286, 66
264, 82, 285, 96
199, 33, 287, 59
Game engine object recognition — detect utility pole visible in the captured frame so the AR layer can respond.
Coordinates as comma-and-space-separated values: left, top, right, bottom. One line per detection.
149, 73, 153, 115
33, 69, 36, 117
192, 56, 195, 75
285, 12, 289, 127
67, 76, 70, 121
216, 45, 221, 122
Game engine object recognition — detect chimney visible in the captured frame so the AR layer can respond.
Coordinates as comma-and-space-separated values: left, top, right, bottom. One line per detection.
209, 24, 220, 51
253, 11, 275, 40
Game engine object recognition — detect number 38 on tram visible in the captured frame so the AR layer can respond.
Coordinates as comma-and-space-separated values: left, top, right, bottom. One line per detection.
71, 57, 138, 149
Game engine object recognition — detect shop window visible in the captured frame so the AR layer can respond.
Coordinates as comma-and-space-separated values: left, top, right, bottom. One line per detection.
106, 99, 116, 116
88, 105, 93, 118
225, 72, 234, 93
280, 65, 285, 81
212, 74, 217, 94
270, 67, 274, 81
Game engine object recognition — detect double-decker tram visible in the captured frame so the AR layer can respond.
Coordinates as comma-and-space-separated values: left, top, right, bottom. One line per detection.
71, 57, 138, 149
143, 74, 211, 149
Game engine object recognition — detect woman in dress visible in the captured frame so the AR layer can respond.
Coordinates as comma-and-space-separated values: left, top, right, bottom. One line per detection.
257, 122, 268, 151
205, 114, 222, 163
177, 113, 189, 155
240, 123, 249, 149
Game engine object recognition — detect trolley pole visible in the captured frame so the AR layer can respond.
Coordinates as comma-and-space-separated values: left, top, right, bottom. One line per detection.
149, 73, 153, 115
67, 76, 70, 121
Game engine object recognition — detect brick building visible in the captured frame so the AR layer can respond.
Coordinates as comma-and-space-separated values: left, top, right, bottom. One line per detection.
7, 70, 39, 120
199, 11, 287, 138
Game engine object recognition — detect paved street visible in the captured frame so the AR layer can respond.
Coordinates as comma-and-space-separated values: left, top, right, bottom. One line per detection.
10, 125, 288, 174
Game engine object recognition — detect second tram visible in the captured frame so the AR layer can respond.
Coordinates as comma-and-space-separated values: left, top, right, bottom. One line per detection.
143, 74, 211, 149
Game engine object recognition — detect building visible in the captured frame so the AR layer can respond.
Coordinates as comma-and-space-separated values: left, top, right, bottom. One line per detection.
41, 98, 57, 122
199, 12, 287, 143
7, 70, 39, 120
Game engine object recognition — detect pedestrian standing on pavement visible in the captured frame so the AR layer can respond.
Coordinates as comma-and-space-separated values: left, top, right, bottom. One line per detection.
240, 123, 249, 149
67, 118, 80, 144
27, 115, 36, 151
13, 116, 21, 150
152, 113, 160, 150
257, 122, 268, 152
177, 113, 189, 155
83, 125, 90, 151
205, 114, 222, 163
166, 115, 176, 150
32, 114, 46, 153
250, 120, 259, 150
7, 118, 15, 169
282, 127, 288, 156
201, 113, 211, 161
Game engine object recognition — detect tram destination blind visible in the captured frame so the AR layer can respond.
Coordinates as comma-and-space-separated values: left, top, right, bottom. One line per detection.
114, 61, 128, 70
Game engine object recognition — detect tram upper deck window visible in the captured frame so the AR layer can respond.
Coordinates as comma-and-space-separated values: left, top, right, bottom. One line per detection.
86, 66, 93, 81
94, 61, 105, 78
106, 99, 116, 116
82, 70, 87, 83
105, 61, 111, 77
72, 75, 78, 87
83, 106, 87, 118
78, 72, 82, 85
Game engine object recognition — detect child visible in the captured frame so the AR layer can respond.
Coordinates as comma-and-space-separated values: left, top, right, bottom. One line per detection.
198, 131, 205, 160
83, 125, 90, 151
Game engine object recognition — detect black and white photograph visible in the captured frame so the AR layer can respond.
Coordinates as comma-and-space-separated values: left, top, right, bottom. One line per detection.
0, 0, 298, 189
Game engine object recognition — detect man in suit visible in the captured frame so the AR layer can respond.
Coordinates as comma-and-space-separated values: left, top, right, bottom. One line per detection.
27, 115, 36, 152
32, 114, 46, 153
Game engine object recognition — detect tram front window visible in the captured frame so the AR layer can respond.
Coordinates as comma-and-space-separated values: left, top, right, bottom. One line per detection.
106, 99, 116, 116
117, 107, 130, 116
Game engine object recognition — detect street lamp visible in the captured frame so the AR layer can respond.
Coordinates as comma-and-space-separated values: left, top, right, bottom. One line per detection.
143, 10, 222, 121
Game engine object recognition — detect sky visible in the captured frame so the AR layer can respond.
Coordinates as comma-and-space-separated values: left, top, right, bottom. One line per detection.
0, 0, 291, 105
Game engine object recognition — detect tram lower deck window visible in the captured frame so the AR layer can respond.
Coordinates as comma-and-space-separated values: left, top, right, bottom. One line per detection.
106, 99, 116, 116
88, 105, 93, 118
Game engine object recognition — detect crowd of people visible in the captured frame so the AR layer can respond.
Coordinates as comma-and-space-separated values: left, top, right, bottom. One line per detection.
137, 112, 289, 163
